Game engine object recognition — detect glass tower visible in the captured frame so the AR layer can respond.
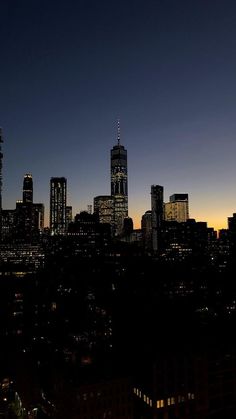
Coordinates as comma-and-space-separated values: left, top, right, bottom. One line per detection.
110, 124, 128, 236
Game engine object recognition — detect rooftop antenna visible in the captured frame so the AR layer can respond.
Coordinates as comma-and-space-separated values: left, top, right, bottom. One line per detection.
117, 119, 120, 146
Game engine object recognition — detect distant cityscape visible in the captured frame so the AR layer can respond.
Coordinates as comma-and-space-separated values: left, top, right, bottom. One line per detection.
1, 126, 236, 418
0, 126, 235, 256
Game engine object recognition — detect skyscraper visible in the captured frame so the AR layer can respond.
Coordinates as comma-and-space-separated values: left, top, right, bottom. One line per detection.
23, 173, 33, 203
151, 185, 164, 252
94, 195, 115, 226
110, 122, 128, 236
14, 174, 44, 242
66, 205, 73, 231
141, 210, 152, 252
165, 193, 189, 223
50, 177, 67, 235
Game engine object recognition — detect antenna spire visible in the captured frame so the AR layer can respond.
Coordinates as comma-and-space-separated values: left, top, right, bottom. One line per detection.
117, 119, 120, 146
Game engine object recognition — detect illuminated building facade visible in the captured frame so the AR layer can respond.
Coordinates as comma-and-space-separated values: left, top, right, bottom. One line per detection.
50, 177, 67, 235
1, 209, 15, 242
94, 195, 115, 226
33, 203, 44, 235
110, 124, 128, 236
165, 193, 189, 223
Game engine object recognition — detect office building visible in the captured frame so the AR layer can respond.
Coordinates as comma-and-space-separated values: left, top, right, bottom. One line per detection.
141, 210, 152, 251
1, 209, 15, 242
14, 175, 44, 242
33, 203, 44, 235
165, 193, 189, 223
151, 185, 164, 252
23, 173, 33, 203
94, 195, 114, 226
111, 123, 128, 236
66, 205, 73, 231
50, 177, 67, 235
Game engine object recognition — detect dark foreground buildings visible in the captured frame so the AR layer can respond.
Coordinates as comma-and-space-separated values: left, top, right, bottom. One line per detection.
1, 132, 236, 418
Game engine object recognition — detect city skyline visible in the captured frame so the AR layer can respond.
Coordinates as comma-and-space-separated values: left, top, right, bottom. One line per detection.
2, 121, 235, 230
1, 0, 236, 231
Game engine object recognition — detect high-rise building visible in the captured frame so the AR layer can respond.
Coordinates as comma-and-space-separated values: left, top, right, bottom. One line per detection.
14, 174, 34, 242
15, 174, 44, 242
141, 210, 152, 251
66, 205, 73, 230
23, 173, 33, 203
94, 195, 115, 226
111, 123, 128, 236
1, 209, 15, 242
33, 203, 44, 234
151, 185, 164, 252
50, 177, 67, 235
165, 193, 189, 223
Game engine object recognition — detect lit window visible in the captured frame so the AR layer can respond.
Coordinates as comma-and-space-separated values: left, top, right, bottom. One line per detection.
171, 397, 175, 405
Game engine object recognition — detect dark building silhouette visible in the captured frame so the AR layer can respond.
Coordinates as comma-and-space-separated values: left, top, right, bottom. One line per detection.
50, 177, 67, 235
0, 128, 3, 240
1, 209, 15, 242
68, 211, 111, 247
151, 185, 164, 252
161, 218, 217, 262
66, 205, 73, 231
15, 200, 32, 242
32, 203, 44, 236
13, 175, 44, 242
123, 216, 133, 236
22, 173, 33, 203
111, 122, 128, 236
141, 210, 152, 252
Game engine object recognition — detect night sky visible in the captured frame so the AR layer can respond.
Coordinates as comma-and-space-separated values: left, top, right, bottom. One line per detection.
1, 0, 236, 230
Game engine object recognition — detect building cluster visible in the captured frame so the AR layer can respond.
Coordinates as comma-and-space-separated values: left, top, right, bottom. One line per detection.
0, 127, 129, 241
1, 128, 236, 419
1, 127, 236, 268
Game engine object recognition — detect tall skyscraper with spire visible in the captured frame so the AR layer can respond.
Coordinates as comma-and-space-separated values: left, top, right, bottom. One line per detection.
110, 121, 128, 236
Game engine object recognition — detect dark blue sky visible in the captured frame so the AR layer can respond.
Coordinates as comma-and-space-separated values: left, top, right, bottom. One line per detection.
1, 0, 236, 228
